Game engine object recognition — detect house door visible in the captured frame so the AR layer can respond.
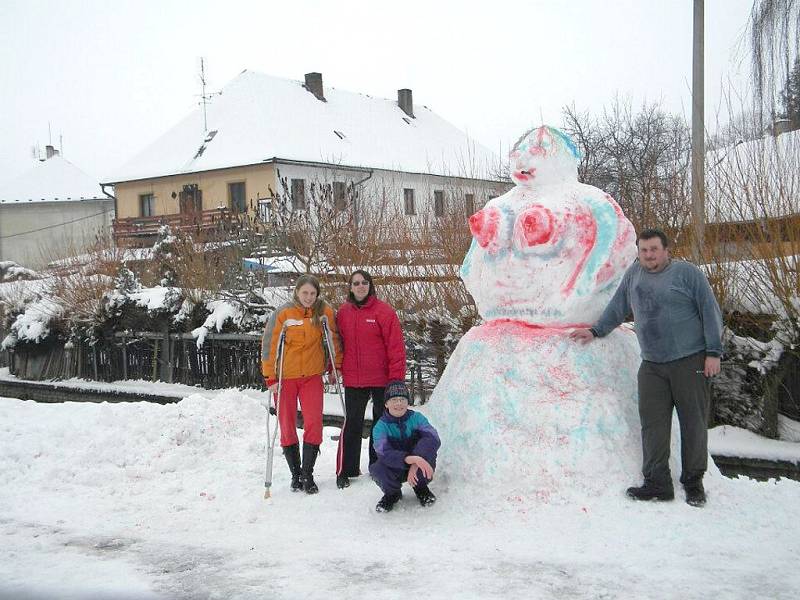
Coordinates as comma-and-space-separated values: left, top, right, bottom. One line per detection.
179, 184, 202, 215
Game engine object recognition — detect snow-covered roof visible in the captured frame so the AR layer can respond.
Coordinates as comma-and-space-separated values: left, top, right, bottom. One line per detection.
706, 129, 799, 224
0, 155, 106, 204
106, 70, 501, 184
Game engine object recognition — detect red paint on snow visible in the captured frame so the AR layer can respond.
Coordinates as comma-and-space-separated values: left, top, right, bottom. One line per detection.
472, 319, 592, 340
469, 207, 501, 250
561, 207, 596, 296
517, 204, 554, 246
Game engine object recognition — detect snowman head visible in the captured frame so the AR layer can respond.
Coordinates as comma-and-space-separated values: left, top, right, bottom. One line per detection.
510, 125, 581, 188
462, 126, 636, 325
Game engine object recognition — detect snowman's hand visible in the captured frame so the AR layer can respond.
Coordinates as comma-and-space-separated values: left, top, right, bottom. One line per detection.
569, 328, 595, 344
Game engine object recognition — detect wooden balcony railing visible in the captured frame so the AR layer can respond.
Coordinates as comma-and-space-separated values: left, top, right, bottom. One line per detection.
113, 207, 248, 247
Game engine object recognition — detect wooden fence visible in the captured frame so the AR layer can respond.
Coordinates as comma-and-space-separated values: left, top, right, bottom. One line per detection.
6, 331, 433, 403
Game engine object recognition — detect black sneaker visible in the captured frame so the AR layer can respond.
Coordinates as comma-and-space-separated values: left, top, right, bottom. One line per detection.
625, 482, 675, 502
685, 483, 706, 507
336, 475, 350, 489
375, 492, 402, 513
414, 485, 436, 507
290, 474, 304, 492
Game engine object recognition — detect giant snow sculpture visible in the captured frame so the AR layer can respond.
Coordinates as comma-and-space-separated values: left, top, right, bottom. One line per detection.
427, 126, 707, 503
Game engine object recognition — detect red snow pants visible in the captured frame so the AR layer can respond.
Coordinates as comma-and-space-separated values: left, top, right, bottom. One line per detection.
276, 375, 324, 446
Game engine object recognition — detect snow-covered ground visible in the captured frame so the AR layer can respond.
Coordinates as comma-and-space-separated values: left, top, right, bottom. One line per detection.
1, 390, 799, 600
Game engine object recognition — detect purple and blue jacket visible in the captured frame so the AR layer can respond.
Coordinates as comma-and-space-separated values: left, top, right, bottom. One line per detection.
372, 408, 441, 469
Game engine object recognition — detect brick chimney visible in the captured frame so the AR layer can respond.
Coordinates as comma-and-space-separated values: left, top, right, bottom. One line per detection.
398, 89, 414, 118
304, 72, 325, 101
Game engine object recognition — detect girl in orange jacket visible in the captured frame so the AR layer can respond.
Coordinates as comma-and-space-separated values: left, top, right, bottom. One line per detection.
261, 275, 341, 494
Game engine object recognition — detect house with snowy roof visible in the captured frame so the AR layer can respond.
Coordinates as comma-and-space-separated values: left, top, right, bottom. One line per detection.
704, 127, 799, 258
104, 70, 509, 247
0, 147, 114, 268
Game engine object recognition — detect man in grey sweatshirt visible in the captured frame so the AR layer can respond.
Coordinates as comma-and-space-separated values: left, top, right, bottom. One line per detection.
570, 228, 722, 507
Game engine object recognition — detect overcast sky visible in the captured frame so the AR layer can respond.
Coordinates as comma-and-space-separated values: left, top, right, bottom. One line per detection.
0, 0, 755, 184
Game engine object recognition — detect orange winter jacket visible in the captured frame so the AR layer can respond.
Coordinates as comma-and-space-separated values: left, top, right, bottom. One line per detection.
260, 301, 342, 383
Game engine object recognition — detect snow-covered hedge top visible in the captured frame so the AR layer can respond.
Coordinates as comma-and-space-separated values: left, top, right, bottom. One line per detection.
0, 261, 39, 282
1, 296, 63, 350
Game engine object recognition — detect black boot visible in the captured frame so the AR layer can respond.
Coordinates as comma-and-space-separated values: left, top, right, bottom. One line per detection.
283, 444, 303, 492
684, 480, 706, 507
302, 442, 320, 494
414, 485, 436, 507
626, 480, 675, 502
376, 492, 402, 513
336, 474, 350, 489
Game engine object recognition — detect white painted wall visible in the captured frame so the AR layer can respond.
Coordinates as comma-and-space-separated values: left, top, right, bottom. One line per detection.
271, 161, 510, 223
0, 199, 114, 268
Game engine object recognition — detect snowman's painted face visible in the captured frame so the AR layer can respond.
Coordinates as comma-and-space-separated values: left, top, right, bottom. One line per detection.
461, 126, 636, 326
510, 126, 580, 187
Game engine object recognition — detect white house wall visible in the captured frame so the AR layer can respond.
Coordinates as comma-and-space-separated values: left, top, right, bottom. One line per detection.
272, 162, 509, 222
0, 199, 114, 268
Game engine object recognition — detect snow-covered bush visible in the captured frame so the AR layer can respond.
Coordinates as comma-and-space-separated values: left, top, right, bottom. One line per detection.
1, 296, 63, 350
713, 328, 785, 437
0, 261, 39, 282
191, 299, 250, 347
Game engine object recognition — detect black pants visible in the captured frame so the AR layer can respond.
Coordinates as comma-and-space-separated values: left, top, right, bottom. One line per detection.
336, 386, 385, 477
637, 352, 711, 488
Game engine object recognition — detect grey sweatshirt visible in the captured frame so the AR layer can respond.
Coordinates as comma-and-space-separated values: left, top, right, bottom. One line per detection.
592, 259, 723, 363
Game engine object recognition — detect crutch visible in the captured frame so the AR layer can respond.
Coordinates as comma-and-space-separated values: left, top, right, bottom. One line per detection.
320, 316, 347, 474
264, 323, 288, 499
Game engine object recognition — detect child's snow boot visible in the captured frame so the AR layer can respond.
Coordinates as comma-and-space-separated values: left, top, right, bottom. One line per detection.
414, 485, 436, 507
375, 492, 402, 513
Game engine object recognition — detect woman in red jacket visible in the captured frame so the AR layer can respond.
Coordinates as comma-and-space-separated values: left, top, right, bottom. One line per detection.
334, 270, 406, 489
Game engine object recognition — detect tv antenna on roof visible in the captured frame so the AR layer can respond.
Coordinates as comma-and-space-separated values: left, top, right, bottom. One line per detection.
198, 57, 221, 134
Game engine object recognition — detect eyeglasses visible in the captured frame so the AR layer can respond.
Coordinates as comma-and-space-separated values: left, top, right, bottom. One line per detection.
351, 280, 369, 287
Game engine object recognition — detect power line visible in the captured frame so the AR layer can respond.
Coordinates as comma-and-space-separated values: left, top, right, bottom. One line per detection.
0, 208, 113, 239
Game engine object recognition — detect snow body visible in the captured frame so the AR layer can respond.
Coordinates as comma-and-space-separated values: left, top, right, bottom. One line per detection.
429, 126, 720, 503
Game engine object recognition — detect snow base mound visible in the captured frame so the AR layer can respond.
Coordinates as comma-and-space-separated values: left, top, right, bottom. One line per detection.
426, 321, 722, 505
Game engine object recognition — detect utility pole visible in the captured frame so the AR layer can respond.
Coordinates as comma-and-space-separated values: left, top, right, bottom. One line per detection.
691, 0, 705, 262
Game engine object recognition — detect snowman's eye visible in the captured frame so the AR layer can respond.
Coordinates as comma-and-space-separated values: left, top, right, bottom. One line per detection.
469, 207, 503, 253
513, 204, 556, 250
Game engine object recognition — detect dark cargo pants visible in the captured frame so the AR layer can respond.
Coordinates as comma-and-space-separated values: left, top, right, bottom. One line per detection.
637, 351, 711, 489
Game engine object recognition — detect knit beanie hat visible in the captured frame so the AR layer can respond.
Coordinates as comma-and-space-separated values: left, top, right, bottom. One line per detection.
384, 380, 410, 402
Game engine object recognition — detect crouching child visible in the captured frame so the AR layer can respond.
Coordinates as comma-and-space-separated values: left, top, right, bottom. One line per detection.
368, 381, 441, 513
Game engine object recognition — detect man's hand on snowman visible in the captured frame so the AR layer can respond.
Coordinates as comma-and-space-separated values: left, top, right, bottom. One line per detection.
570, 328, 595, 344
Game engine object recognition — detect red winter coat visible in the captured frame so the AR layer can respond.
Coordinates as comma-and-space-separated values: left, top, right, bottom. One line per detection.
335, 295, 406, 388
